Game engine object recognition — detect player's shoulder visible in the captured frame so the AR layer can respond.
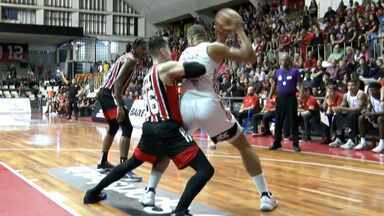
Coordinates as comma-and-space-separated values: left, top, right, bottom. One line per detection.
120, 52, 136, 62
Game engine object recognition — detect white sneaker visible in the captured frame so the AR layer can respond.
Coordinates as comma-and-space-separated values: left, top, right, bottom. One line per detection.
208, 143, 216, 150
372, 142, 384, 153
260, 192, 278, 211
341, 139, 356, 149
354, 140, 368, 150
140, 188, 155, 207
329, 138, 343, 147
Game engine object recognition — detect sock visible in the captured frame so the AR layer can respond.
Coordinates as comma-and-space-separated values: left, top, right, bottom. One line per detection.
120, 157, 127, 164
252, 173, 269, 195
100, 152, 108, 164
361, 137, 366, 143
380, 139, 384, 144
147, 170, 163, 190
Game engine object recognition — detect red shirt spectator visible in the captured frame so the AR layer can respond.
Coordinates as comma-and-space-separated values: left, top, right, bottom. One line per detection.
304, 57, 317, 69
279, 34, 292, 47
243, 95, 260, 110
301, 95, 320, 110
356, 4, 365, 15
325, 90, 343, 108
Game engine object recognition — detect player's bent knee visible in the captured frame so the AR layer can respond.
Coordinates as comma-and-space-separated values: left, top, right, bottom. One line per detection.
197, 161, 214, 182
153, 157, 170, 172
205, 163, 214, 180
230, 132, 252, 151
108, 120, 119, 136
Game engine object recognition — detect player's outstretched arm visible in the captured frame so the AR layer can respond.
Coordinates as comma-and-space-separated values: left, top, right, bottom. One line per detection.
158, 61, 206, 84
208, 28, 256, 64
60, 71, 69, 85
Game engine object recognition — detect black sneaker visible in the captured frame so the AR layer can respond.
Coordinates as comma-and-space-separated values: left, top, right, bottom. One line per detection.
269, 143, 282, 150
124, 171, 143, 182
293, 144, 301, 152
97, 161, 114, 172
83, 190, 107, 204
171, 210, 192, 216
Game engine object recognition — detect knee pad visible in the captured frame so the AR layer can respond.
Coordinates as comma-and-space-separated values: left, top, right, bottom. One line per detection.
108, 120, 119, 136
120, 123, 133, 137
211, 123, 242, 143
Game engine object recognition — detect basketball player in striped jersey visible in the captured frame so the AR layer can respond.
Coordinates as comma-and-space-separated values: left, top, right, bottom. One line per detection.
96, 39, 146, 182
141, 9, 278, 211
84, 36, 213, 216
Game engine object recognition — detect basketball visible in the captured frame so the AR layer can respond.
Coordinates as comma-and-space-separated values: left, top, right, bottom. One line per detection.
215, 8, 243, 31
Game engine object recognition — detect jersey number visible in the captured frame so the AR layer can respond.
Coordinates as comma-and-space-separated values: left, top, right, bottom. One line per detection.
146, 89, 159, 115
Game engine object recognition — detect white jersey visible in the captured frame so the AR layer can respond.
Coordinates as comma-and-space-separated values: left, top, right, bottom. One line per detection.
178, 42, 241, 141
346, 90, 363, 109
370, 96, 383, 113
179, 42, 220, 97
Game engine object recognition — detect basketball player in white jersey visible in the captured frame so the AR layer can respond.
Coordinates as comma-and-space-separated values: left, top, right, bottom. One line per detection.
142, 9, 278, 211
95, 39, 146, 182
329, 79, 367, 149
356, 82, 384, 153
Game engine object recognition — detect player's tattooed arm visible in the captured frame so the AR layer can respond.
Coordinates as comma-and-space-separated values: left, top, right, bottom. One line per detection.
113, 59, 137, 107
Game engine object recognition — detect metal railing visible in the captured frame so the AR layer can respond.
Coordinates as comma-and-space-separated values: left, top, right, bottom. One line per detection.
253, 33, 383, 61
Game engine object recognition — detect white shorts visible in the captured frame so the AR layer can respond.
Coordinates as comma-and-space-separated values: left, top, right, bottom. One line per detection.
180, 92, 241, 143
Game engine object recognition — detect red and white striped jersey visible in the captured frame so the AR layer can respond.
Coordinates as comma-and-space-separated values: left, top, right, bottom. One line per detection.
142, 64, 182, 124
103, 52, 135, 90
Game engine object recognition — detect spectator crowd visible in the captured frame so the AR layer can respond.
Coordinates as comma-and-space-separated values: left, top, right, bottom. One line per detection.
155, 0, 384, 153
2, 0, 384, 153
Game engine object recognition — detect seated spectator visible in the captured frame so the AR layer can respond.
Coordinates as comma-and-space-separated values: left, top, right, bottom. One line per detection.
321, 84, 343, 143
367, 14, 379, 34
252, 95, 276, 136
345, 21, 357, 48
229, 80, 245, 97
329, 80, 367, 149
328, 44, 344, 63
304, 51, 317, 69
299, 87, 321, 141
359, 58, 383, 87
330, 24, 346, 45
236, 86, 260, 127
356, 82, 384, 152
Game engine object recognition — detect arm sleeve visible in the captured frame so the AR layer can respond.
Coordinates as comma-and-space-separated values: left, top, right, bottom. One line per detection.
183, 62, 206, 79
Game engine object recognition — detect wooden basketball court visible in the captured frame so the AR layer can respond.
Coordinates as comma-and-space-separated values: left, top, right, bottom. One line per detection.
0, 115, 383, 216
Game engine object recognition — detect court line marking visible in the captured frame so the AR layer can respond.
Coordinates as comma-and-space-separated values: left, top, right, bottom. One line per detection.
248, 143, 384, 165
298, 187, 362, 203
0, 161, 80, 216
1, 148, 383, 176
2, 124, 383, 165
0, 150, 371, 204
206, 153, 384, 176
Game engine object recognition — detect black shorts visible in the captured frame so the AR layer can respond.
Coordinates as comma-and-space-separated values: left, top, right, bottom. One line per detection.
98, 87, 132, 127
98, 88, 118, 120
134, 121, 200, 169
